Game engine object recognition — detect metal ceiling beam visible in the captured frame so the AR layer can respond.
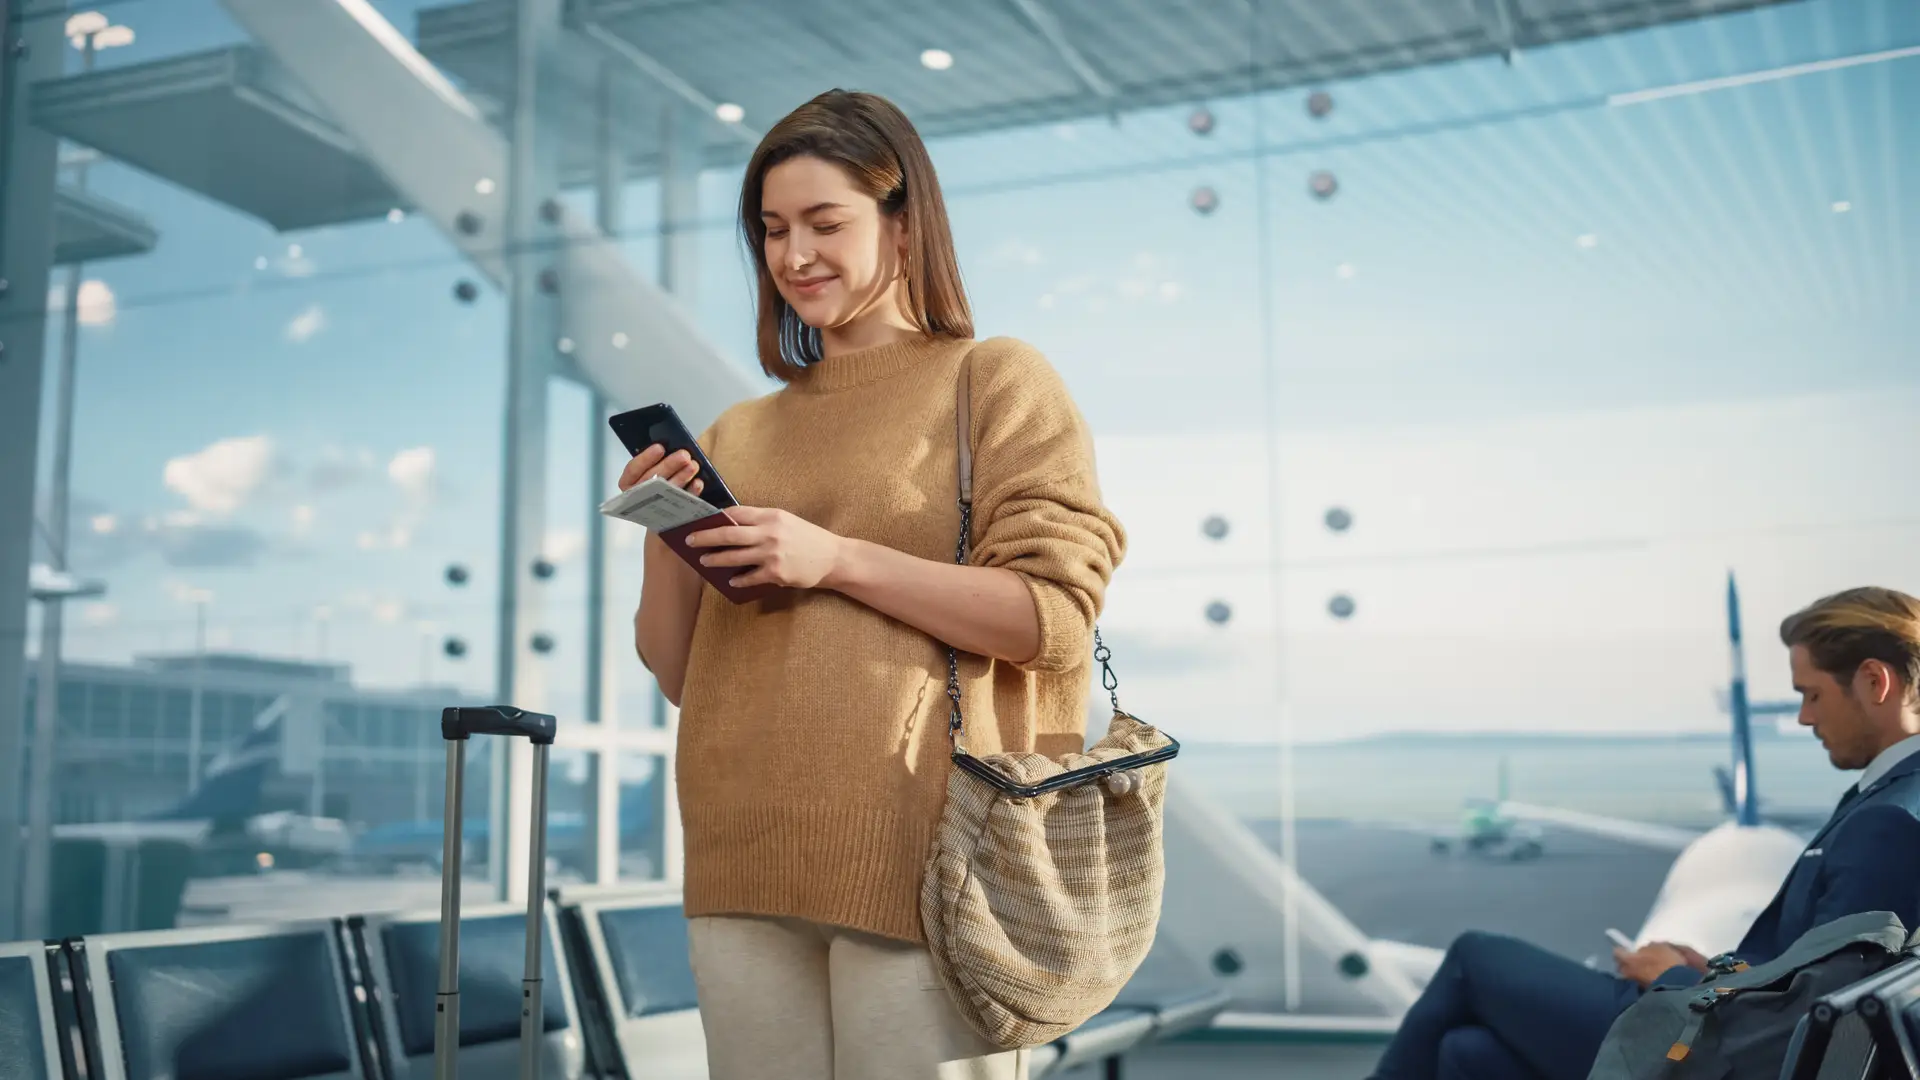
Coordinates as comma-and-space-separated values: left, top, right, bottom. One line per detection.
571, 7, 763, 147
218, 0, 758, 432
1473, 0, 1522, 65
1004, 0, 1119, 111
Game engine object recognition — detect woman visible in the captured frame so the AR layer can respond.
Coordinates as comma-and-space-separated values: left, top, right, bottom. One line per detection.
622, 89, 1126, 1080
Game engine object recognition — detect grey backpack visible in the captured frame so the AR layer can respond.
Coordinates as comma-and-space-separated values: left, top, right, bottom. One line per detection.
1587, 911, 1917, 1080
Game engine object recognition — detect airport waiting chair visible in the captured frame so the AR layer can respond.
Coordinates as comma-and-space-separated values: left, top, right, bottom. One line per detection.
1029, 986, 1228, 1080
551, 884, 706, 1080
0, 940, 65, 1080
1779, 954, 1920, 1080
67, 919, 368, 1080
347, 901, 585, 1080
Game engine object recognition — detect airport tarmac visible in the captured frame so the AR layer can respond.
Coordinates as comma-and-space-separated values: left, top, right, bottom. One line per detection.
181, 816, 1684, 980
1254, 818, 1681, 965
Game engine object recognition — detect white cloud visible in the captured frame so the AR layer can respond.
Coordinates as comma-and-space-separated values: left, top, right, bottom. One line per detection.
988, 240, 1044, 268
46, 279, 118, 327
373, 600, 405, 624
388, 447, 435, 500
79, 602, 118, 627
90, 514, 117, 535
163, 435, 274, 514
356, 524, 413, 551
291, 504, 315, 532
543, 528, 586, 564
163, 580, 213, 606
285, 304, 327, 343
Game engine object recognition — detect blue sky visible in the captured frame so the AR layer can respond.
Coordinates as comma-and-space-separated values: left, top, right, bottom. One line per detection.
20, 0, 1920, 742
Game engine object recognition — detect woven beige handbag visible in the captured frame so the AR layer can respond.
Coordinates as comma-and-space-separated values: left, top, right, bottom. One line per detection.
920, 355, 1179, 1051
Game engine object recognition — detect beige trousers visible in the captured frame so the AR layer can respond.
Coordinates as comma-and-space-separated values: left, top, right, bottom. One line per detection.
687, 913, 1030, 1080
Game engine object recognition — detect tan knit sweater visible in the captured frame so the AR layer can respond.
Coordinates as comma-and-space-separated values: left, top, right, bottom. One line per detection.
674, 334, 1126, 944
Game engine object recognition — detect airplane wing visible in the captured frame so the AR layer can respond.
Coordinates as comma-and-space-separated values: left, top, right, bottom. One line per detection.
1495, 802, 1702, 853
1366, 939, 1445, 990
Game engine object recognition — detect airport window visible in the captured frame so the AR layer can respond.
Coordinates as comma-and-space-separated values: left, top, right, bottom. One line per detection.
0, 16, 1909, 1074
617, 753, 668, 883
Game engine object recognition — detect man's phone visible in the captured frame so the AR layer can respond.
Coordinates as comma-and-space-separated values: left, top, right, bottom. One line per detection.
1606, 928, 1635, 951
608, 403, 738, 509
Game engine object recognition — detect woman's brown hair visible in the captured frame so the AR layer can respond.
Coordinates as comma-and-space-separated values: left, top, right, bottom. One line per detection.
738, 89, 972, 379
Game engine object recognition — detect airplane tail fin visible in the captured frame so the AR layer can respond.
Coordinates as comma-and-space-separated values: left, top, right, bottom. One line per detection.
143, 696, 288, 823
1713, 765, 1738, 817
1727, 572, 1760, 827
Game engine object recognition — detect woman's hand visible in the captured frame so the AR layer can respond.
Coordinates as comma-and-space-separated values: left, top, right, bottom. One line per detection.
683, 506, 846, 591
618, 444, 705, 497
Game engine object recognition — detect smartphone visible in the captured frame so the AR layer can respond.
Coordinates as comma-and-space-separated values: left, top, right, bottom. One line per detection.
608, 404, 738, 509
1606, 928, 1635, 950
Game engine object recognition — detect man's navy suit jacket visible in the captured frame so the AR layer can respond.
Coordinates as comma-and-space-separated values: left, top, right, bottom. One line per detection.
1656, 750, 1920, 988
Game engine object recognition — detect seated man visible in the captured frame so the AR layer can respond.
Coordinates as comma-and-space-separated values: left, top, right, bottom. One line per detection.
1370, 587, 1920, 1080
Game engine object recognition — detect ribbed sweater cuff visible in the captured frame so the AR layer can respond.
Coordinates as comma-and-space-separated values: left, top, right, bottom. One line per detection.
682, 803, 935, 944
1017, 575, 1091, 674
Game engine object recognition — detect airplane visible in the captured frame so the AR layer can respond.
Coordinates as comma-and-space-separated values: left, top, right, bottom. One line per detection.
1424, 757, 1545, 861
1436, 572, 1818, 963
347, 745, 658, 876
50, 695, 354, 872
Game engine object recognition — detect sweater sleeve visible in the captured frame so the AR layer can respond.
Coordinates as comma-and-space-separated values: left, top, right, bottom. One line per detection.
964, 339, 1127, 674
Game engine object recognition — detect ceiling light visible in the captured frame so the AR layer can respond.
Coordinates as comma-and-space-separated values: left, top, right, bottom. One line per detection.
715, 102, 745, 124
920, 48, 954, 71
1831, 200, 1852, 214
387, 208, 405, 223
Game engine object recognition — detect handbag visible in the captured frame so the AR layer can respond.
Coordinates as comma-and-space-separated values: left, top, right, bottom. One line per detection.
919, 352, 1181, 1051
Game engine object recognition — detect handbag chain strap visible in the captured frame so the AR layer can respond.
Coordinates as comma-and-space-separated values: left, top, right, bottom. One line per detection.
946, 354, 1122, 754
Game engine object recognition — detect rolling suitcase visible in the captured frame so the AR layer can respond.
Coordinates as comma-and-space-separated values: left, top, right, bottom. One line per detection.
432, 705, 560, 1080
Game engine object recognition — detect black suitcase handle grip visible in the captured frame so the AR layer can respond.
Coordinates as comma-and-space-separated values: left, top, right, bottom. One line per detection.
441, 705, 557, 745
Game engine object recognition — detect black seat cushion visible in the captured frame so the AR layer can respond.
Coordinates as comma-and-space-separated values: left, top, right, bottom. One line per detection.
383, 914, 569, 1057
0, 955, 49, 1078
107, 932, 353, 1080
597, 905, 697, 1019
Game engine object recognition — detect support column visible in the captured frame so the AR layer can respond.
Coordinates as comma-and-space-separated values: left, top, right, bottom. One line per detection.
495, 0, 565, 906
658, 99, 703, 302
0, 4, 68, 943
584, 61, 621, 886
653, 99, 702, 885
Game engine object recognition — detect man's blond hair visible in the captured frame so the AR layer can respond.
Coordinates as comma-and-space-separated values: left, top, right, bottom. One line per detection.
1779, 587, 1920, 707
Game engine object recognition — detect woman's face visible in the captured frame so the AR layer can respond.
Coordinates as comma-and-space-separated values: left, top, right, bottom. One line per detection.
760, 154, 906, 332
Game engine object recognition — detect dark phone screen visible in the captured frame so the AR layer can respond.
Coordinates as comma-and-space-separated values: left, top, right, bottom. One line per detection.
607, 404, 738, 508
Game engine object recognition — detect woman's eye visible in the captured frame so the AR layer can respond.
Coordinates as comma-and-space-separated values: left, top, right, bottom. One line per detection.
766, 228, 788, 240
815, 222, 843, 234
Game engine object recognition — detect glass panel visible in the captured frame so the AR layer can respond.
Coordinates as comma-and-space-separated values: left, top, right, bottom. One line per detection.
617, 752, 667, 883
547, 748, 596, 886
5, 0, 1907, 1033
1255, 0, 1919, 970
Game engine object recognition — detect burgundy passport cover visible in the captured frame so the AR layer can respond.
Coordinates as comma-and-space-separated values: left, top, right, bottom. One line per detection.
658, 511, 783, 605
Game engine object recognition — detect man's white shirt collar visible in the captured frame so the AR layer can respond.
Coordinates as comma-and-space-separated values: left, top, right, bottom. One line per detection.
1859, 733, 1920, 794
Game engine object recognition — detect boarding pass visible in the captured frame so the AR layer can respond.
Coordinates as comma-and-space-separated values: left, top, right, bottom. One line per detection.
599, 476, 723, 531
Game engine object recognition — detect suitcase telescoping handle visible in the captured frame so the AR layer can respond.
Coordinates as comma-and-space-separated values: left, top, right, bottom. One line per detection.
434, 706, 558, 1080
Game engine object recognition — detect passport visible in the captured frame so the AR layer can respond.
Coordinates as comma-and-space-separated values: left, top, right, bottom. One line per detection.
599, 478, 782, 605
